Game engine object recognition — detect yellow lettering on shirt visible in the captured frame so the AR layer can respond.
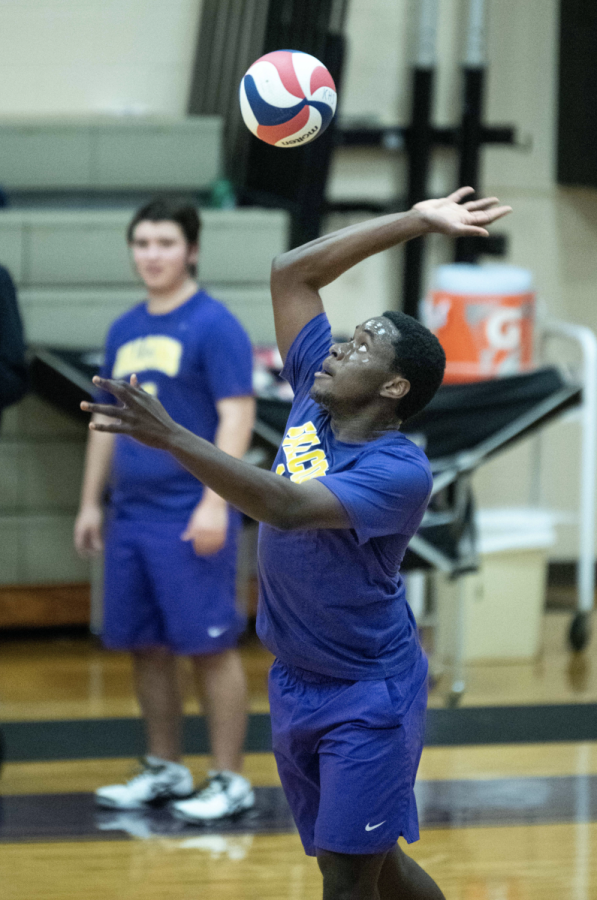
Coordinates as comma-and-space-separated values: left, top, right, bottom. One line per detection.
280, 421, 329, 483
112, 336, 183, 379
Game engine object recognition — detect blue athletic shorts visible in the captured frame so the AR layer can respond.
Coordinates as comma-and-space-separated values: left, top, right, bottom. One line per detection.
268, 652, 428, 857
102, 515, 245, 655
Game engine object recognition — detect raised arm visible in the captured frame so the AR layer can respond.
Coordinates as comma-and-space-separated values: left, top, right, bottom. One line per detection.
271, 187, 512, 362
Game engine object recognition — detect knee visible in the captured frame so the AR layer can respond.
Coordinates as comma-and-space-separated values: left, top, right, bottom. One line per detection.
133, 646, 174, 665
317, 850, 384, 900
192, 647, 239, 673
319, 863, 354, 900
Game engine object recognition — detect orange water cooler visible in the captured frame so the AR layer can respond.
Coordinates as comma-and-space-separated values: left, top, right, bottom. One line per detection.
421, 264, 535, 383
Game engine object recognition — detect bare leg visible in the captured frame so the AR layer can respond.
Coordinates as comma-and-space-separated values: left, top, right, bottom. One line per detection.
192, 648, 248, 773
317, 849, 386, 900
377, 843, 446, 900
132, 648, 183, 762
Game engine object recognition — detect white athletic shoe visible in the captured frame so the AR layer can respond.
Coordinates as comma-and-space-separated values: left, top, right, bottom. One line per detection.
172, 770, 255, 822
95, 756, 194, 809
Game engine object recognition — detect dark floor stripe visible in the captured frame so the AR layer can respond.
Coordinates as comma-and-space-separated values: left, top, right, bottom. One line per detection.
3, 705, 597, 763
0, 787, 294, 843
424, 703, 597, 746
415, 774, 596, 828
1, 715, 272, 762
1, 776, 596, 843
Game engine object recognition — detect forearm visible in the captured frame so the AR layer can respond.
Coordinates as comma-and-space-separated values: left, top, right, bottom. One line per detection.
85, 377, 348, 529
79, 416, 115, 509
201, 397, 255, 508
169, 423, 305, 527
272, 208, 430, 291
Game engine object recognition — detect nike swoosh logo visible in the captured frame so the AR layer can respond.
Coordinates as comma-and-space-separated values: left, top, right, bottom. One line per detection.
365, 821, 386, 831
208, 626, 229, 638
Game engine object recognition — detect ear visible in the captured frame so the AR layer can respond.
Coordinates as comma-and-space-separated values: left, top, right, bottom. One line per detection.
380, 374, 410, 401
188, 242, 199, 267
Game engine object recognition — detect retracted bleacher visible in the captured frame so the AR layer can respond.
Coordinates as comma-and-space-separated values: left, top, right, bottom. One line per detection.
0, 115, 289, 620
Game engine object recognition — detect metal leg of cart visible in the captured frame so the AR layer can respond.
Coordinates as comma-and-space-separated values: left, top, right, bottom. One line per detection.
542, 321, 597, 651
409, 519, 476, 707
447, 576, 467, 707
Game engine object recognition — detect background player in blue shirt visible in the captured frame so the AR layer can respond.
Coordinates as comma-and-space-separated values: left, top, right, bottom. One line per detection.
74, 198, 256, 820
83, 188, 511, 900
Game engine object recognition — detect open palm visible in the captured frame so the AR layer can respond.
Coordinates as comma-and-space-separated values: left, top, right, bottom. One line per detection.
414, 187, 512, 237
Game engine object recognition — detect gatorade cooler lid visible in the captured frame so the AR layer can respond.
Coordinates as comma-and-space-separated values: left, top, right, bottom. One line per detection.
432, 264, 534, 296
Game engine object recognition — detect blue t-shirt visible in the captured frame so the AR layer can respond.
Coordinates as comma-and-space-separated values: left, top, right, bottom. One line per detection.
97, 290, 253, 521
256, 313, 432, 680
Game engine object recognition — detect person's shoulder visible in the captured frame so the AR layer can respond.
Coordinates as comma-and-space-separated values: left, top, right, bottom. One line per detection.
396, 431, 431, 464
104, 301, 147, 340
364, 432, 432, 482
111, 300, 147, 326
190, 289, 250, 334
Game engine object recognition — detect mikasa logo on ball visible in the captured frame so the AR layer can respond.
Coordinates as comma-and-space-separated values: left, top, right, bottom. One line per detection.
239, 49, 337, 148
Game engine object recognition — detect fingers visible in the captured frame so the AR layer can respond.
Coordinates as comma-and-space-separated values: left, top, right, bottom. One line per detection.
74, 529, 103, 558
454, 225, 490, 238
473, 205, 512, 224
463, 197, 500, 211
181, 529, 220, 555
192, 535, 225, 556
81, 401, 124, 418
92, 375, 135, 402
83, 374, 151, 417
80, 538, 103, 558
182, 526, 227, 556
89, 420, 131, 434
484, 204, 512, 223
446, 186, 475, 203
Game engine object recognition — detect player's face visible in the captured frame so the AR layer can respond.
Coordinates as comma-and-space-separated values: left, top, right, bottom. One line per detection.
130, 220, 198, 292
311, 317, 405, 412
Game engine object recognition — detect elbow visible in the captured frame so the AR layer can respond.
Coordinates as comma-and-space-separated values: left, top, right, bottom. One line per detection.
271, 251, 315, 288
271, 254, 290, 281
260, 506, 295, 531
270, 513, 299, 531
271, 251, 298, 274
259, 491, 306, 531
264, 498, 310, 531
270, 254, 294, 289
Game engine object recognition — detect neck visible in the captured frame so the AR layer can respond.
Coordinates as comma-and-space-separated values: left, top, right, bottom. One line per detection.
146, 277, 198, 314
328, 406, 401, 443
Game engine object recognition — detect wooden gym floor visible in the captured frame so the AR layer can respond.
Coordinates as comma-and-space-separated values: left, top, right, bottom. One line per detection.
1, 609, 596, 899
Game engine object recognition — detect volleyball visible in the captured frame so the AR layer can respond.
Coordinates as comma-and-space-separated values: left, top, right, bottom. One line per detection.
239, 50, 337, 148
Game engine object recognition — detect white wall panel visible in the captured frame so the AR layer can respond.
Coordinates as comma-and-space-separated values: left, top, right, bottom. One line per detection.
0, 0, 203, 116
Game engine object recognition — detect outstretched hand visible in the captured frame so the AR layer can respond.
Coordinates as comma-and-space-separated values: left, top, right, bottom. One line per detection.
82, 375, 178, 449
414, 187, 512, 237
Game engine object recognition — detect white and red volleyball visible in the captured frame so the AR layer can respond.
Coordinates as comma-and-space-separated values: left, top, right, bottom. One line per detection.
239, 50, 337, 148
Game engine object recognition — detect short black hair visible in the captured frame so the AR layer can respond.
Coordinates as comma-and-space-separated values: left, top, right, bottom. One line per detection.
382, 310, 446, 421
127, 197, 201, 276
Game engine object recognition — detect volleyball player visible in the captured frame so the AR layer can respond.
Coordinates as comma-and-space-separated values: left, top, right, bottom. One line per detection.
74, 198, 256, 820
82, 188, 510, 899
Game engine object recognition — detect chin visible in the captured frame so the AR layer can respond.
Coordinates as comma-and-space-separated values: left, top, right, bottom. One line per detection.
146, 280, 177, 294
309, 383, 333, 410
